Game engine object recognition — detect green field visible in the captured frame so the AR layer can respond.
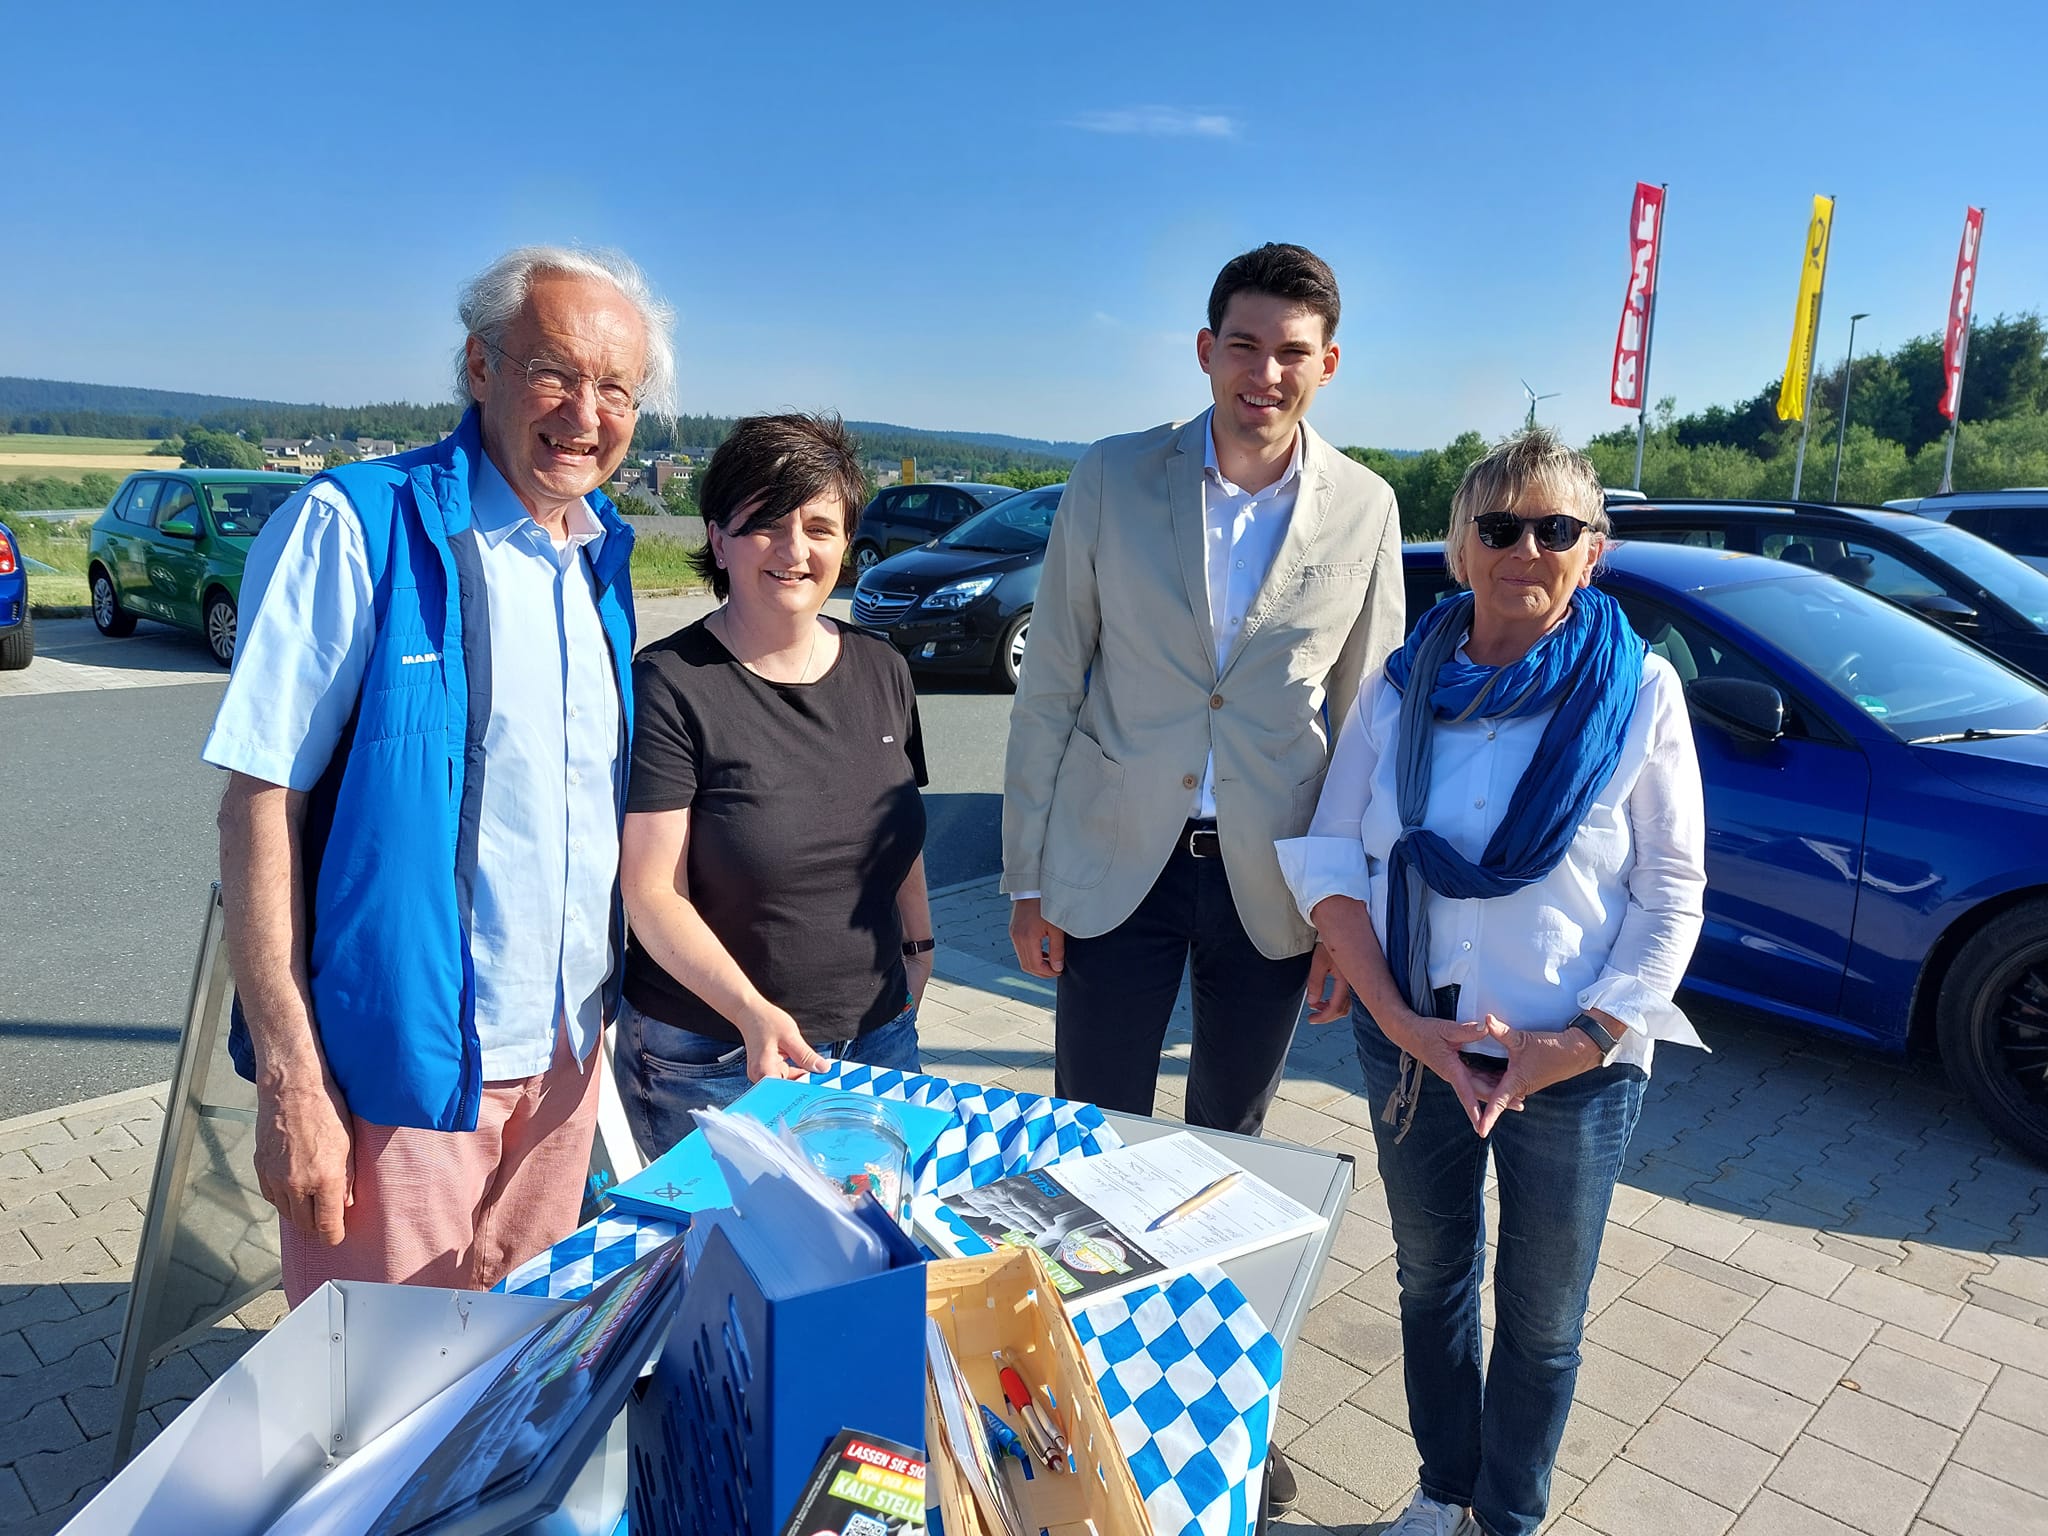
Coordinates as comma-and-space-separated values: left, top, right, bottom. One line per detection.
0, 434, 162, 455
633, 532, 704, 594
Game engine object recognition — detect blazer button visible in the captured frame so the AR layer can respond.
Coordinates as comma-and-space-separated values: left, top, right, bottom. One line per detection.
1209, 694, 1224, 709
1182, 773, 1198, 789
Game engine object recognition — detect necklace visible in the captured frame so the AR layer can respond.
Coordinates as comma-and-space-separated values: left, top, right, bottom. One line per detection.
716, 610, 823, 684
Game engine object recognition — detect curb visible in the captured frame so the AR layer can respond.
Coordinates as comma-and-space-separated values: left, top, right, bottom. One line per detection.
28, 603, 91, 619
0, 1079, 168, 1137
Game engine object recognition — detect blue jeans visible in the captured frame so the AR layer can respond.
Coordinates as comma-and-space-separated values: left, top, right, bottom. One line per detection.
612, 999, 922, 1163
1353, 1003, 1646, 1536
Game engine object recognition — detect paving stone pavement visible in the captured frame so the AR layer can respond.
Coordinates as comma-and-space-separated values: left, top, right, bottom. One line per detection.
4, 876, 2046, 1534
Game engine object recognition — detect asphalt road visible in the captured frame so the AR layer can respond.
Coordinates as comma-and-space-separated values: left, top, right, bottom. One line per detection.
0, 598, 1017, 1119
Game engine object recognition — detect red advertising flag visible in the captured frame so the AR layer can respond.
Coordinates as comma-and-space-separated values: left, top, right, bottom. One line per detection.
1610, 182, 1666, 409
1939, 206, 1986, 421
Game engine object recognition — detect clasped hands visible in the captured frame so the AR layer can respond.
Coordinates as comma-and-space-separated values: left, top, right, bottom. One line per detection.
1379, 1007, 1604, 1136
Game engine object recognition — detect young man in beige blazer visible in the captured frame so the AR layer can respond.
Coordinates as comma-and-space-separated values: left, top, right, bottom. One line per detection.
1004, 242, 1405, 1138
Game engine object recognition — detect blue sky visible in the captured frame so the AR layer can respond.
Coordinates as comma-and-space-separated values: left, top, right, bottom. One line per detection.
6, 1, 2043, 451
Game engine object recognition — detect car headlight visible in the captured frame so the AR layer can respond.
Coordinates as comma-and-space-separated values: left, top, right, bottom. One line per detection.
921, 576, 997, 610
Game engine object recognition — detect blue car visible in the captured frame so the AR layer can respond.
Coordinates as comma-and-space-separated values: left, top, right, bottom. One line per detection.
1403, 539, 2048, 1160
0, 519, 31, 670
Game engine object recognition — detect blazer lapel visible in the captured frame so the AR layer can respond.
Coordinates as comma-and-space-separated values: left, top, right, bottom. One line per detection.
1166, 416, 1216, 679
1224, 423, 1332, 676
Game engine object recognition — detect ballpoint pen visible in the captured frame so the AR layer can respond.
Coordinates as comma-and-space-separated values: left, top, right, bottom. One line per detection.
1144, 1169, 1242, 1232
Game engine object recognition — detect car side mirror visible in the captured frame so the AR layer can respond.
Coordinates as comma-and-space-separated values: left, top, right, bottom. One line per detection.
1911, 593, 1978, 628
159, 516, 198, 540
1687, 677, 1785, 742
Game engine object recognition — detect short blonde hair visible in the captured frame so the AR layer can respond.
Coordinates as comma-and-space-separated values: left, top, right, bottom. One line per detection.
1444, 427, 1609, 586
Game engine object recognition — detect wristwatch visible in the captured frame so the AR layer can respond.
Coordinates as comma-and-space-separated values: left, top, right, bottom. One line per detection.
1568, 1011, 1621, 1057
902, 938, 936, 957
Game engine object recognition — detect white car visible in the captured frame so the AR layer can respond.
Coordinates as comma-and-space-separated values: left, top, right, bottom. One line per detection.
1886, 488, 2048, 573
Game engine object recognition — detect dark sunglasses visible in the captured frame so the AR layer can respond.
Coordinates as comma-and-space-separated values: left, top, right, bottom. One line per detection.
1472, 511, 1590, 552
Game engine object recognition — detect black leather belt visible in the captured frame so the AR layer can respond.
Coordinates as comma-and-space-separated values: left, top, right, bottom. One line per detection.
1184, 819, 1221, 859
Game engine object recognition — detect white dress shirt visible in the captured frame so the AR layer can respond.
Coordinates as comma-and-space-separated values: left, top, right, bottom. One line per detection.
203, 455, 623, 1079
1195, 409, 1302, 818
1274, 647, 1707, 1073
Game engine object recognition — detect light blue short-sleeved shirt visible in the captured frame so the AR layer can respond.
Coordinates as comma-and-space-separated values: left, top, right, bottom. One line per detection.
204, 455, 624, 1079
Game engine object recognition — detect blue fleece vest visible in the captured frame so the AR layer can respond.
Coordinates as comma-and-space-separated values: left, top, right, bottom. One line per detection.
228, 410, 636, 1131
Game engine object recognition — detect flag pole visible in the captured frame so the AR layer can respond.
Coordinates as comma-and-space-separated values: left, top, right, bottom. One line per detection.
1632, 182, 1669, 491
1938, 209, 1982, 494
1790, 194, 1835, 500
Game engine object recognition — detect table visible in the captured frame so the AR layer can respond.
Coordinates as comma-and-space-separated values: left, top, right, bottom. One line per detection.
1105, 1111, 1353, 1536
501, 1073, 1358, 1536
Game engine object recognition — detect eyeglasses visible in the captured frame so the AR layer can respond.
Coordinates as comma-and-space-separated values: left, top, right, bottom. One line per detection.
1472, 510, 1590, 552
476, 338, 641, 416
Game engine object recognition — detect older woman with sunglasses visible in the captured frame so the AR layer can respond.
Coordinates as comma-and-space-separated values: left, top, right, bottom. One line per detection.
1276, 429, 1706, 1536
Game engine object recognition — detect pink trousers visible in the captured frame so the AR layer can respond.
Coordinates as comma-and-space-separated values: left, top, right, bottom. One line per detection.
280, 1029, 601, 1307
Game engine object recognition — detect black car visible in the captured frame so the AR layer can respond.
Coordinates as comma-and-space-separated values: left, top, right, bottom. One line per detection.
850, 483, 1062, 691
1606, 497, 2048, 684
848, 481, 1019, 575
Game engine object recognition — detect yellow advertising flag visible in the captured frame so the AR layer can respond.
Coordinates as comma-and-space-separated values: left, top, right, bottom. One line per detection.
1776, 194, 1835, 421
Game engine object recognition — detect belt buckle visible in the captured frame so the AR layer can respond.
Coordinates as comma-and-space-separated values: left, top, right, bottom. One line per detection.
1186, 824, 1220, 859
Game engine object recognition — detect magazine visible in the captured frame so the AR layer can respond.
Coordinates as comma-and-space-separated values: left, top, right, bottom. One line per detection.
777, 1428, 928, 1536
360, 1239, 685, 1536
911, 1131, 1325, 1307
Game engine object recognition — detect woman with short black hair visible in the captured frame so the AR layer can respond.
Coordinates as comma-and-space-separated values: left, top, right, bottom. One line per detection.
613, 412, 932, 1158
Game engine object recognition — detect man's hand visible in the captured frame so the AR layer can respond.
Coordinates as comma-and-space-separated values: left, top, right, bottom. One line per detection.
1009, 897, 1067, 978
1305, 942, 1353, 1024
254, 1072, 355, 1245
738, 999, 831, 1083
1472, 1015, 1606, 1137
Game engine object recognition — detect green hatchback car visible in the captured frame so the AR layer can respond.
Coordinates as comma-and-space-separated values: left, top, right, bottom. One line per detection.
87, 469, 306, 665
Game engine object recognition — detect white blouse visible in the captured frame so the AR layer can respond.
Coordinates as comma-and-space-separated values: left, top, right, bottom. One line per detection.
1275, 648, 1708, 1073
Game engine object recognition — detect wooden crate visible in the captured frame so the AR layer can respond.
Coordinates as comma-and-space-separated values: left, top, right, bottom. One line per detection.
925, 1246, 1151, 1535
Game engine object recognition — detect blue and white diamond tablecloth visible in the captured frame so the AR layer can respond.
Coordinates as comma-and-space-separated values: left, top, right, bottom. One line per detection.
1074, 1265, 1284, 1536
496, 1067, 1285, 1536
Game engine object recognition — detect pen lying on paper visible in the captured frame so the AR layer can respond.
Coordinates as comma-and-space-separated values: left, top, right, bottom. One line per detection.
1144, 1169, 1242, 1232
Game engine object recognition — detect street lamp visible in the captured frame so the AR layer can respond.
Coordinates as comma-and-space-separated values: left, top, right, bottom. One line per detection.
1829, 312, 1872, 502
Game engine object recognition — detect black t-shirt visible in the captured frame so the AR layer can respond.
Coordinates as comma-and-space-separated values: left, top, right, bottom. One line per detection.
624, 619, 929, 1044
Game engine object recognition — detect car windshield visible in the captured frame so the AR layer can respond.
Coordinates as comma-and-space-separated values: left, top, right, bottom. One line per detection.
1703, 575, 2048, 742
204, 482, 299, 537
1903, 522, 2048, 628
937, 487, 1060, 553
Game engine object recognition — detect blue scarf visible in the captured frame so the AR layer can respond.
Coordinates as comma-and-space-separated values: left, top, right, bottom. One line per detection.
1383, 587, 1645, 1018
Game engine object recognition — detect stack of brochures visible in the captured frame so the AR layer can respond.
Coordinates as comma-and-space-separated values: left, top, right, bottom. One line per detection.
911, 1131, 1327, 1307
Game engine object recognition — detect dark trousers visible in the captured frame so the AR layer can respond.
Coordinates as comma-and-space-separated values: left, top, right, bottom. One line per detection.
1053, 832, 1313, 1135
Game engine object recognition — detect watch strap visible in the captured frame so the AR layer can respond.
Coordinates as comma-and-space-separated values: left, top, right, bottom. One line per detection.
1569, 1011, 1621, 1054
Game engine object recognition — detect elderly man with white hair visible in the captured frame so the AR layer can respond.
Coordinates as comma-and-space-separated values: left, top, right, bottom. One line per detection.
205, 245, 676, 1303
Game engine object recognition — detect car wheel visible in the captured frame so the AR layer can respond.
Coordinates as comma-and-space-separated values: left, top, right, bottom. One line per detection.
0, 613, 32, 671
1937, 897, 2048, 1163
204, 588, 237, 667
852, 542, 882, 575
90, 566, 137, 637
993, 609, 1030, 693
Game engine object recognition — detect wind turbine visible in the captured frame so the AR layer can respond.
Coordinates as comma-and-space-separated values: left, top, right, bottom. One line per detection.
1521, 379, 1561, 430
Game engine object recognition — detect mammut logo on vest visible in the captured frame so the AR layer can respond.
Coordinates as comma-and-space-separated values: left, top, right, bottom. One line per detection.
400, 652, 440, 666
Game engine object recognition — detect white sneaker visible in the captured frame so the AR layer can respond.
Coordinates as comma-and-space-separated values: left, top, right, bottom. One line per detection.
1383, 1491, 1482, 1535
